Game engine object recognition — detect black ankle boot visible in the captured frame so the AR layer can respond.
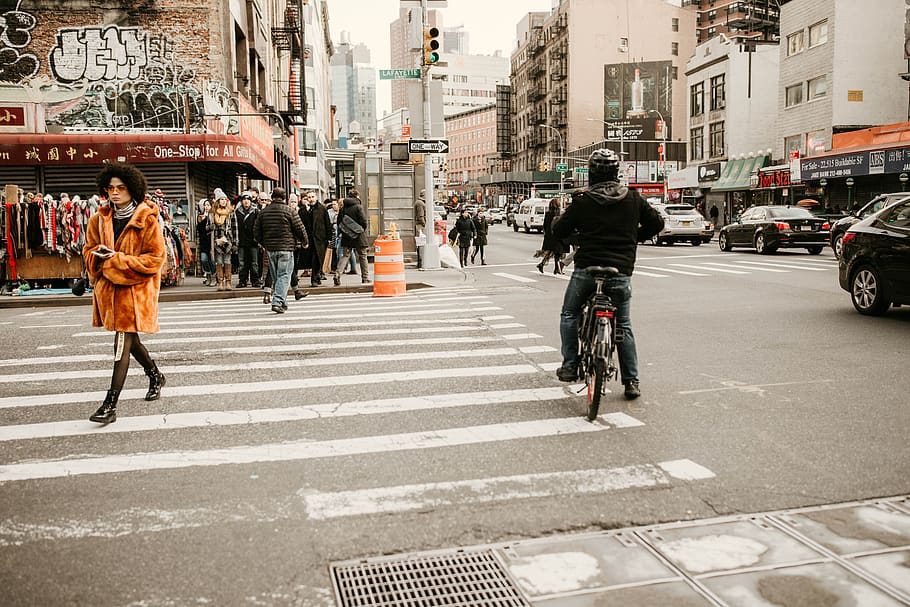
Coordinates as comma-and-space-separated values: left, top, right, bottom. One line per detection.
144, 364, 166, 401
90, 389, 121, 424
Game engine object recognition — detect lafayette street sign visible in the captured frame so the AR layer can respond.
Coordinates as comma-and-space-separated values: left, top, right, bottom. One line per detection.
408, 139, 449, 154
379, 69, 421, 80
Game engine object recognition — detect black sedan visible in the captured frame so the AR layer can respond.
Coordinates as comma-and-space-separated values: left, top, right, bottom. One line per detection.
829, 192, 910, 259
718, 205, 830, 254
838, 198, 910, 315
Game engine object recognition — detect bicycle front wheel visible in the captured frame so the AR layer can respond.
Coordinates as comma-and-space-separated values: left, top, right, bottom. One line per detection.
585, 358, 605, 421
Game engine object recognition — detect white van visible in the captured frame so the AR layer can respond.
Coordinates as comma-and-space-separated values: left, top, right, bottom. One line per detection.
512, 198, 550, 233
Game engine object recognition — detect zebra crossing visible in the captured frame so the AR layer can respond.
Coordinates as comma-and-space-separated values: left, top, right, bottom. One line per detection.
0, 285, 715, 546
489, 254, 837, 283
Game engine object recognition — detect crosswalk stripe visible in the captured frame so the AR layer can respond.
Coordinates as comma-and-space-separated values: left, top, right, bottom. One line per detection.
0, 387, 578, 442
494, 272, 537, 283
529, 271, 570, 281
733, 260, 830, 271
671, 263, 747, 275
0, 347, 547, 384
0, 416, 609, 483
634, 270, 669, 278
637, 265, 709, 277
0, 364, 541, 409
703, 262, 789, 273
302, 459, 712, 520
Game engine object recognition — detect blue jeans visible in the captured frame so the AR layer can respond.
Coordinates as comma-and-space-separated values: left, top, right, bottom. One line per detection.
237, 246, 260, 285
268, 250, 294, 308
199, 251, 214, 275
559, 269, 638, 384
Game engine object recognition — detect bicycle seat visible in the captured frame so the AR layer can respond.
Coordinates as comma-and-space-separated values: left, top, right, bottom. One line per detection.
585, 265, 620, 277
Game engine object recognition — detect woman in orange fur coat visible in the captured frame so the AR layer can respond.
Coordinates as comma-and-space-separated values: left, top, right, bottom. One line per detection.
83, 161, 167, 424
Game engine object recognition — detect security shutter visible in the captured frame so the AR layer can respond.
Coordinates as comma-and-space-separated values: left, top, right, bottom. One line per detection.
0, 166, 39, 197
137, 163, 188, 202
41, 165, 103, 200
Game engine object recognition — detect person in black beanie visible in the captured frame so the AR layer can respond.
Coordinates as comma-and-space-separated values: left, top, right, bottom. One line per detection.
552, 149, 664, 400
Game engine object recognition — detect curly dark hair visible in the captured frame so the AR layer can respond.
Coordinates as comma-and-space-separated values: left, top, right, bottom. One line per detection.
96, 161, 147, 202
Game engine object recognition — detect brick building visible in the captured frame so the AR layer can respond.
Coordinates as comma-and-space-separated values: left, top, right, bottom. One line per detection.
444, 103, 497, 200
0, 0, 304, 216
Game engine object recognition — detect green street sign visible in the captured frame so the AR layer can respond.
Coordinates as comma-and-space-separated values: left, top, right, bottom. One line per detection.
574, 167, 589, 174
379, 69, 421, 80
556, 163, 568, 173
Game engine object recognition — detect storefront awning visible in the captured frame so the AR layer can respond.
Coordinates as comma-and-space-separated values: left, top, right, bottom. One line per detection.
711, 156, 768, 192
0, 132, 279, 181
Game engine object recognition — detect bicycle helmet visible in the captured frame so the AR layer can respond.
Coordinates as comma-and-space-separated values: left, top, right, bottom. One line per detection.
588, 149, 621, 184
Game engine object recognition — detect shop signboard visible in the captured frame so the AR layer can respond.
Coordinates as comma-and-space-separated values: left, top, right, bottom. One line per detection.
801, 151, 870, 180
758, 167, 791, 189
698, 162, 722, 182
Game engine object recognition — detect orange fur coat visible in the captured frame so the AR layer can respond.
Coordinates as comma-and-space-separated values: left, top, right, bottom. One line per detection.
83, 201, 165, 334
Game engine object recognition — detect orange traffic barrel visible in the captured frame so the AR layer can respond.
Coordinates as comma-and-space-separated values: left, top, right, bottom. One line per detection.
373, 235, 406, 297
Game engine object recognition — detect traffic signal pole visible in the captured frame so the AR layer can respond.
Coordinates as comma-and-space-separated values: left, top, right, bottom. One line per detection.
420, 0, 441, 270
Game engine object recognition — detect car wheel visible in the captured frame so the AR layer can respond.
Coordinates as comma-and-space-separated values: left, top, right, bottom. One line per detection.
807, 246, 823, 255
692, 239, 701, 246
719, 232, 732, 251
755, 233, 775, 254
832, 234, 844, 259
851, 264, 891, 315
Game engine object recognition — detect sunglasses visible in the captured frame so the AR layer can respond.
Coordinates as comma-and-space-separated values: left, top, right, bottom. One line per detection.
105, 184, 129, 193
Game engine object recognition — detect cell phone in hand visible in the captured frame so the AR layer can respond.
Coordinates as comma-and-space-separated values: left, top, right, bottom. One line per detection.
93, 247, 114, 258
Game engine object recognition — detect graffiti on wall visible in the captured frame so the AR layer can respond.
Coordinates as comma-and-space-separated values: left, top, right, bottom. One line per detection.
0, 0, 40, 82
34, 23, 232, 132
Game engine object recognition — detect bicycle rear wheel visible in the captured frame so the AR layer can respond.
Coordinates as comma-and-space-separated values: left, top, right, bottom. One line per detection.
585, 358, 605, 421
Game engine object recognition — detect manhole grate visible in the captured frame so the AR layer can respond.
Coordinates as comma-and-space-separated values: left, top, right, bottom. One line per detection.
331, 548, 530, 606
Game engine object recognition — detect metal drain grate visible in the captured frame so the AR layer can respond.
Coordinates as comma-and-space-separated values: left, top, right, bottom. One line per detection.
331, 548, 530, 606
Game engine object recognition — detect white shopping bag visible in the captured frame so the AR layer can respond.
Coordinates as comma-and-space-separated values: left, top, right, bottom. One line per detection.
438, 243, 461, 268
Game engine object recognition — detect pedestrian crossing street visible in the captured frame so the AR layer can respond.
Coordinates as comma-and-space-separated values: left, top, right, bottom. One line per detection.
0, 286, 715, 545
490, 253, 837, 283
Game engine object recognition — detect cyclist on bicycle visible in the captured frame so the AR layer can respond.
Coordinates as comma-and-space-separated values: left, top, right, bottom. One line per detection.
553, 149, 664, 399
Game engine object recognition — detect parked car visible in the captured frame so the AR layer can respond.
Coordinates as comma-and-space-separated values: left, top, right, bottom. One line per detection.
700, 221, 715, 244
487, 208, 504, 224
512, 198, 549, 233
830, 192, 910, 259
718, 205, 830, 254
838, 198, 910, 315
649, 204, 708, 246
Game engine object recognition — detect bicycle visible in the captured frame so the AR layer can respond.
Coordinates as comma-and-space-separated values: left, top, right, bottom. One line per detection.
576, 266, 621, 421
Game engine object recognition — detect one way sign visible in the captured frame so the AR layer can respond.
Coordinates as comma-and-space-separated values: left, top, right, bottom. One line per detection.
408, 139, 449, 154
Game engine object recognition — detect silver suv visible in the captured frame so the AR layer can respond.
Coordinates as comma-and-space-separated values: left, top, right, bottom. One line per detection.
650, 204, 708, 246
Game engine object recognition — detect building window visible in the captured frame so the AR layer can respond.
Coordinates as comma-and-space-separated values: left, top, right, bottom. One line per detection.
785, 83, 804, 107
787, 31, 804, 56
672, 42, 679, 56
709, 121, 725, 158
710, 74, 725, 110
690, 81, 704, 117
808, 75, 827, 100
784, 135, 803, 158
690, 127, 704, 161
806, 129, 826, 155
809, 20, 828, 47
672, 17, 679, 32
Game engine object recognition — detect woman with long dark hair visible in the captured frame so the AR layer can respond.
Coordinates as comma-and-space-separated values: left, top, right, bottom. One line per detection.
537, 198, 566, 274
83, 161, 166, 424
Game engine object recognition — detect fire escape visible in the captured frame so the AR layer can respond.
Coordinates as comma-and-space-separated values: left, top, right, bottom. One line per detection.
271, 1, 306, 126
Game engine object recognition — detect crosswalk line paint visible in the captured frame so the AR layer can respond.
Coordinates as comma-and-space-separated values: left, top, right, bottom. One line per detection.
300, 459, 712, 520
733, 260, 829, 271
529, 271, 570, 281
0, 364, 541, 409
0, 387, 579, 442
0, 416, 609, 482
670, 263, 748, 275
637, 265, 709, 277
633, 270, 669, 278
0, 347, 533, 384
704, 262, 789, 273
501, 333, 543, 340
494, 273, 537, 283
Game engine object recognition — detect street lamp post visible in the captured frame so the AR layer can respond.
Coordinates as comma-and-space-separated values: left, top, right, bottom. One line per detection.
538, 123, 565, 201
846, 177, 855, 210
819, 178, 828, 210
900, 173, 909, 191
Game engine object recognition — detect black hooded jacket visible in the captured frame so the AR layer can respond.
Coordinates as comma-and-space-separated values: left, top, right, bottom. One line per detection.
552, 182, 664, 275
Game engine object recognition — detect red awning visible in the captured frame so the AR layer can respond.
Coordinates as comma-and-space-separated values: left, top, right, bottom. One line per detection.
0, 132, 279, 181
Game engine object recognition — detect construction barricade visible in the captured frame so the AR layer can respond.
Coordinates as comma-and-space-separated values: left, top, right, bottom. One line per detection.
373, 234, 406, 297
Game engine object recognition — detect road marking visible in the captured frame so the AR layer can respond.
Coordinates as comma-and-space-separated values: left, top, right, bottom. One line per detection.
0, 364, 541, 409
19, 324, 81, 329
0, 387, 578, 442
488, 323, 525, 329
634, 270, 669, 278
704, 262, 789, 273
530, 271, 570, 281
0, 416, 609, 483
733, 260, 829, 272
301, 459, 711, 520
0, 347, 541, 384
494, 273, 537, 283
671, 263, 748, 275
601, 412, 646, 428
679, 378, 833, 395
637, 265, 709, 277
539, 362, 561, 371
518, 345, 557, 354
501, 333, 543, 340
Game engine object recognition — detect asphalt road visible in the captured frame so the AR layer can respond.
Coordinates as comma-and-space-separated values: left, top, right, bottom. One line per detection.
0, 221, 908, 606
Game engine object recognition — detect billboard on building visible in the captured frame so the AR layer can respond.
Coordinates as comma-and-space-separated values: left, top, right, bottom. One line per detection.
603, 60, 673, 137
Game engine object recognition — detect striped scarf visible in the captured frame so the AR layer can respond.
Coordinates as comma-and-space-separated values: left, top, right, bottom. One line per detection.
113, 200, 136, 220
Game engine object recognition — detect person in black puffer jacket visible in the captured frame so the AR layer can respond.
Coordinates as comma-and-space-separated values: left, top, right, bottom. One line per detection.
234, 192, 261, 288
552, 149, 664, 400
253, 187, 308, 312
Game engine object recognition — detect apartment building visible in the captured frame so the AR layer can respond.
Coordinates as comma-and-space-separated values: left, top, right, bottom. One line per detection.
444, 104, 497, 195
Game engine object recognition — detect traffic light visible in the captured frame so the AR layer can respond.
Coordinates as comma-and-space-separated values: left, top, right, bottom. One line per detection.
423, 27, 440, 65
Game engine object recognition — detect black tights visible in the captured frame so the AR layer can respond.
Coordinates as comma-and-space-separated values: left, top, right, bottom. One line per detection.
109, 332, 153, 392
459, 246, 470, 266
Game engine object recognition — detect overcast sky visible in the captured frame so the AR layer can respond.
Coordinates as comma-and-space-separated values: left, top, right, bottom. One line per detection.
326, 0, 555, 116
